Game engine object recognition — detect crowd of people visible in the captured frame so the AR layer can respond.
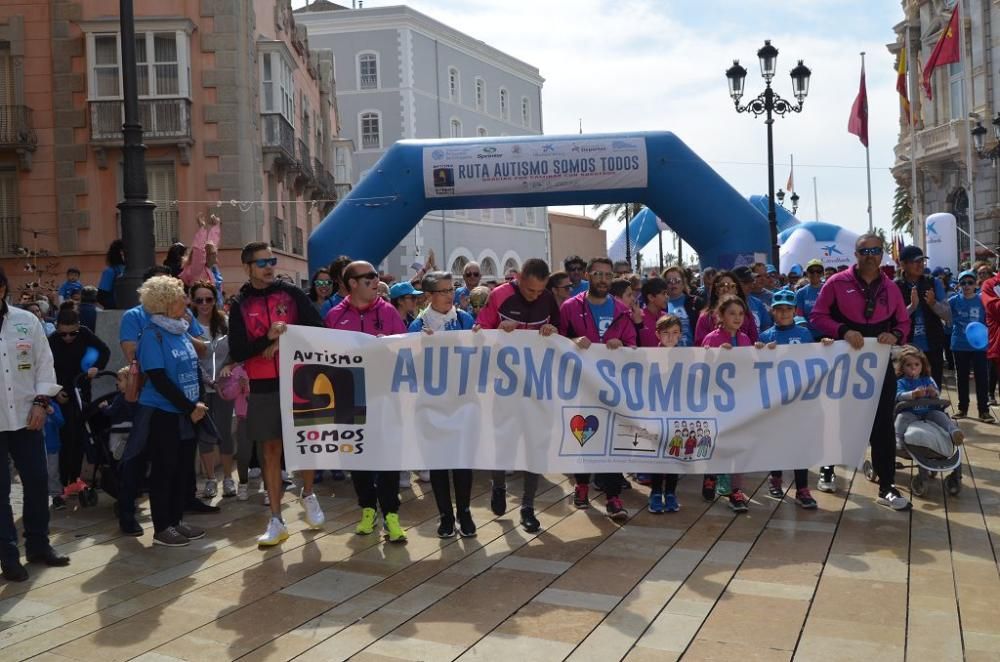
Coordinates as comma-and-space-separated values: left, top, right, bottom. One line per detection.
2, 226, 999, 581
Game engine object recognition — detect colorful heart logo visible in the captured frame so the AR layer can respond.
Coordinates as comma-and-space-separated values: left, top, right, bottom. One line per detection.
569, 414, 600, 445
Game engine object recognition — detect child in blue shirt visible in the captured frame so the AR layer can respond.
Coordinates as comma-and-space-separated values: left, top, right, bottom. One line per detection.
758, 289, 835, 509
58, 268, 83, 303
43, 402, 65, 509
949, 270, 993, 421
647, 315, 683, 514
895, 345, 964, 447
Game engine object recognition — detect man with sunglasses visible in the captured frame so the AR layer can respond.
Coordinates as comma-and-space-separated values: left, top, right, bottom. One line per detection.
454, 262, 482, 311
325, 261, 409, 543
811, 234, 911, 510
896, 245, 950, 389
229, 243, 326, 546
564, 255, 589, 297
796, 259, 826, 338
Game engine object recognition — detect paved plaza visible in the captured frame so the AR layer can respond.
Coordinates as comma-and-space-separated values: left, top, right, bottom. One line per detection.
1, 413, 998, 661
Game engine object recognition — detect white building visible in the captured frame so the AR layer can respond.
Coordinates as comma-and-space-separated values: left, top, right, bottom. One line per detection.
296, 2, 549, 279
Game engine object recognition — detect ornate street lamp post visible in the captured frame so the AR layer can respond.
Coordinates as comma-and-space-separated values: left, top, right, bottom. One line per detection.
726, 41, 811, 266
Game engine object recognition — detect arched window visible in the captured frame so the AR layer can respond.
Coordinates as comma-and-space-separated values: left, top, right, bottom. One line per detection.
358, 52, 378, 89
503, 257, 519, 275
450, 118, 462, 138
474, 77, 485, 110
499, 88, 509, 120
521, 97, 530, 126
448, 67, 459, 101
359, 111, 381, 149
451, 256, 468, 275
481, 257, 497, 278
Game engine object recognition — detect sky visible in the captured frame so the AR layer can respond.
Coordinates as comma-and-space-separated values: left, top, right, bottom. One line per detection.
292, 0, 906, 264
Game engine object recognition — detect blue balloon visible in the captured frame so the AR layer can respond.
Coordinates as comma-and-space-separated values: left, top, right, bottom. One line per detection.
966, 322, 988, 351
80, 346, 99, 372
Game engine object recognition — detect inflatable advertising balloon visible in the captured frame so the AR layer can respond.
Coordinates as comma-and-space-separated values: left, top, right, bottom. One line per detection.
778, 222, 858, 273
925, 212, 958, 274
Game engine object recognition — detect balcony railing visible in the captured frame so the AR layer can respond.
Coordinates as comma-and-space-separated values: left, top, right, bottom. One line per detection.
0, 106, 36, 149
0, 215, 20, 255
360, 74, 378, 89
292, 227, 304, 255
262, 113, 296, 161
298, 139, 314, 180
153, 208, 179, 249
90, 98, 192, 142
361, 133, 380, 149
271, 217, 286, 251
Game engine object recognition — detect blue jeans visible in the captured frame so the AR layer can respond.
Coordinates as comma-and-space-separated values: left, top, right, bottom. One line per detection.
0, 428, 51, 564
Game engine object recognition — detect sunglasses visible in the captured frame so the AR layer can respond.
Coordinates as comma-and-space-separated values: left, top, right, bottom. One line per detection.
960, 280, 976, 286
349, 271, 379, 282
193, 297, 215, 305
857, 247, 883, 256
807, 268, 824, 275
552, 283, 571, 290
665, 278, 683, 285
313, 279, 332, 287
247, 257, 278, 268
464, 272, 480, 277
59, 330, 79, 337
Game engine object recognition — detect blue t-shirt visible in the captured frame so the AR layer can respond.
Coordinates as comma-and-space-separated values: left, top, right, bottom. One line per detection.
58, 280, 82, 300
949, 293, 986, 352
795, 284, 822, 319
137, 326, 200, 413
896, 375, 941, 416
666, 295, 693, 347
909, 279, 946, 351
319, 293, 345, 318
570, 279, 590, 297
97, 265, 125, 305
120, 305, 203, 344
747, 295, 773, 333
759, 323, 814, 346
587, 297, 616, 341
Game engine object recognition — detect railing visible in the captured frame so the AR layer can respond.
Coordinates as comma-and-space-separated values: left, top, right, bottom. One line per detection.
153, 208, 179, 249
914, 119, 966, 162
292, 227, 304, 255
0, 215, 20, 254
261, 113, 296, 160
360, 74, 377, 89
90, 98, 192, 142
361, 133, 380, 149
298, 139, 314, 180
0, 106, 36, 148
271, 217, 286, 251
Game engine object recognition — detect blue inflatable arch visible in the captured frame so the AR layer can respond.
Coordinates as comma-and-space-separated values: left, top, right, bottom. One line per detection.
308, 132, 770, 274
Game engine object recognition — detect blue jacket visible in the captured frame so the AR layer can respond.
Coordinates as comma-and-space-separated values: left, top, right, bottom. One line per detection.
43, 402, 64, 454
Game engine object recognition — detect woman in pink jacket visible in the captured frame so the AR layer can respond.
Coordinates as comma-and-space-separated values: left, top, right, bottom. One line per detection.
693, 270, 759, 346
179, 213, 223, 296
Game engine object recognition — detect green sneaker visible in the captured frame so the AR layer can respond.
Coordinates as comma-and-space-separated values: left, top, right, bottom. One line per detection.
384, 512, 407, 544
715, 474, 732, 496
356, 507, 377, 535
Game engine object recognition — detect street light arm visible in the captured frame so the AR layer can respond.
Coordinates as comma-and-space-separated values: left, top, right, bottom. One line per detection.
734, 89, 803, 118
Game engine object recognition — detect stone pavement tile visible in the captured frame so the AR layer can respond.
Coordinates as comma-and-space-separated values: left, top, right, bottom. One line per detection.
822, 552, 909, 583
364, 632, 469, 660
798, 617, 906, 650
456, 632, 575, 661
694, 593, 807, 652
665, 561, 736, 604
792, 635, 904, 662
278, 567, 384, 603
624, 645, 681, 662
765, 517, 838, 534
0, 597, 62, 628
747, 529, 833, 563
806, 576, 907, 627
632, 612, 702, 653
724, 578, 815, 600
964, 630, 1000, 656
546, 554, 652, 597
682, 638, 793, 661
589, 524, 684, 560
532, 587, 620, 613
735, 557, 823, 587
494, 555, 573, 575
494, 601, 605, 644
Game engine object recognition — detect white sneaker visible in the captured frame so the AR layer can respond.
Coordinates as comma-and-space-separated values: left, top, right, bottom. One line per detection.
817, 473, 836, 493
222, 478, 237, 497
257, 517, 288, 546
399, 471, 411, 488
237, 483, 249, 501
202, 479, 218, 499
302, 492, 325, 529
418, 470, 431, 483
876, 487, 911, 511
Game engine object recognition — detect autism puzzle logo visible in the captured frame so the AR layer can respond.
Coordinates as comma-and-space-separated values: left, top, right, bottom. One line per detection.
291, 364, 367, 427
569, 414, 600, 445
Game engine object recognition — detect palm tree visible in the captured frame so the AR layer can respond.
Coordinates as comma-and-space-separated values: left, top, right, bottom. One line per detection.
891, 183, 912, 233
591, 202, 645, 227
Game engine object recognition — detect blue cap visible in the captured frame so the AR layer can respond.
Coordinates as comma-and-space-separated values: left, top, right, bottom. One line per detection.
771, 288, 796, 307
931, 266, 945, 276
766, 264, 778, 275
788, 264, 803, 277
389, 282, 422, 299
958, 270, 977, 283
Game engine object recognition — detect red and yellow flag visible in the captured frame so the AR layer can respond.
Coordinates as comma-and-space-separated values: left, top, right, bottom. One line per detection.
922, 5, 960, 100
897, 48, 910, 124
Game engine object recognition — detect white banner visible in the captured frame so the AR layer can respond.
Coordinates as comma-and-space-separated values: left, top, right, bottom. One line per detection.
279, 328, 890, 474
423, 138, 648, 198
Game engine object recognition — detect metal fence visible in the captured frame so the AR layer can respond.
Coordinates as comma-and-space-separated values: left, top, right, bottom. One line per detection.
0, 106, 35, 147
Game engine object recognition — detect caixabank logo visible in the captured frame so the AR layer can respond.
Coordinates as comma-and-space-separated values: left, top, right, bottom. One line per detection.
291, 363, 367, 456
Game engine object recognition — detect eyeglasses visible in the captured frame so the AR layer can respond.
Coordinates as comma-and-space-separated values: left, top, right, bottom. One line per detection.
857, 247, 883, 256
58, 330, 79, 337
960, 280, 976, 286
247, 257, 278, 268
193, 297, 215, 304
349, 271, 379, 282
665, 278, 683, 285
432, 288, 456, 295
464, 272, 480, 278
807, 268, 824, 275
589, 271, 614, 280
313, 279, 332, 287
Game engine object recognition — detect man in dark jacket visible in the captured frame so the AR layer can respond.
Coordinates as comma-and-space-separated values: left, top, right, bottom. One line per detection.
895, 245, 950, 387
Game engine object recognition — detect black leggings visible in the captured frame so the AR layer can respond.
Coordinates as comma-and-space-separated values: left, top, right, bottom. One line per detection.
352, 470, 400, 514
147, 409, 196, 533
771, 469, 808, 490
871, 366, 897, 493
575, 473, 621, 498
649, 474, 678, 495
430, 469, 472, 516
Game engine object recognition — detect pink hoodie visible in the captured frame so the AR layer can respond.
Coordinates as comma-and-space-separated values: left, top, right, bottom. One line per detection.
701, 328, 753, 348
179, 222, 221, 288
217, 363, 249, 418
324, 296, 408, 336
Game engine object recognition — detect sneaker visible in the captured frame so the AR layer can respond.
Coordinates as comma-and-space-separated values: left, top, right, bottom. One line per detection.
990, 397, 999, 407
573, 483, 590, 509
437, 514, 456, 538
664, 493, 680, 512
876, 487, 912, 511
795, 488, 818, 509
979, 411, 995, 423
202, 480, 218, 499
384, 512, 407, 543
51, 495, 66, 511
248, 467, 261, 480
356, 507, 377, 535
237, 483, 249, 501
728, 489, 749, 513
817, 469, 836, 493
490, 486, 507, 516
701, 475, 717, 501
418, 471, 431, 483
257, 517, 288, 546
281, 471, 295, 487
399, 471, 411, 488
175, 521, 205, 540
302, 492, 325, 529
954, 409, 968, 419
263, 491, 270, 507
605, 495, 628, 521
767, 475, 784, 499
457, 509, 477, 537
648, 492, 665, 514
222, 478, 237, 498
153, 526, 189, 547
520, 507, 540, 533
715, 474, 731, 496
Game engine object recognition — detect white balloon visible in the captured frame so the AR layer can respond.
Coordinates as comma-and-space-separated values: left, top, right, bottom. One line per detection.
925, 213, 958, 273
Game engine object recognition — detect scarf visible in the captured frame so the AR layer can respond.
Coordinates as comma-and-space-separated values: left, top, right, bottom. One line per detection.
150, 314, 190, 336
419, 306, 457, 332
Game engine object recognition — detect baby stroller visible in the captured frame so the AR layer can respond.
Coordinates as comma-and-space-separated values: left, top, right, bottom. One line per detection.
71, 371, 121, 507
863, 397, 963, 497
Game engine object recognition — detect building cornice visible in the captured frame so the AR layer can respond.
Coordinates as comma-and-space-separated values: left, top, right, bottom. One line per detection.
78, 16, 196, 34
257, 38, 299, 70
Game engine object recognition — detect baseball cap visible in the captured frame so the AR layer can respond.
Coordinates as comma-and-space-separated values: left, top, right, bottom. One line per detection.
805, 258, 824, 271
731, 266, 755, 283
771, 289, 796, 308
931, 266, 945, 277
958, 270, 977, 283
788, 264, 803, 277
766, 264, 778, 275
389, 282, 423, 299
899, 245, 928, 262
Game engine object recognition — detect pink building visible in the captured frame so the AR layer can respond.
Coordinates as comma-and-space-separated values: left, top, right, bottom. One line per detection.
0, 0, 351, 299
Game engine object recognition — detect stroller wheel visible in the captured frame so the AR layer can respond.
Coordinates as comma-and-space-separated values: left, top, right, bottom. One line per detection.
945, 474, 962, 496
911, 473, 926, 497
862, 459, 876, 482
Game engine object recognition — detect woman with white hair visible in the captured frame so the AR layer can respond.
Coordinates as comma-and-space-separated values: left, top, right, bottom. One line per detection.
136, 276, 211, 547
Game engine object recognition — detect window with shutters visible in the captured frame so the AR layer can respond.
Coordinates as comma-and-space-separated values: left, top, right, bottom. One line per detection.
146, 164, 178, 248
88, 32, 189, 99
0, 45, 13, 107
499, 88, 509, 120
0, 169, 18, 254
260, 51, 295, 123
359, 111, 381, 149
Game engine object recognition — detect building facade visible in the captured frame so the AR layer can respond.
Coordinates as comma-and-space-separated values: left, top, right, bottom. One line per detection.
890, 0, 999, 262
296, 3, 549, 280
0, 0, 351, 296
548, 211, 607, 269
